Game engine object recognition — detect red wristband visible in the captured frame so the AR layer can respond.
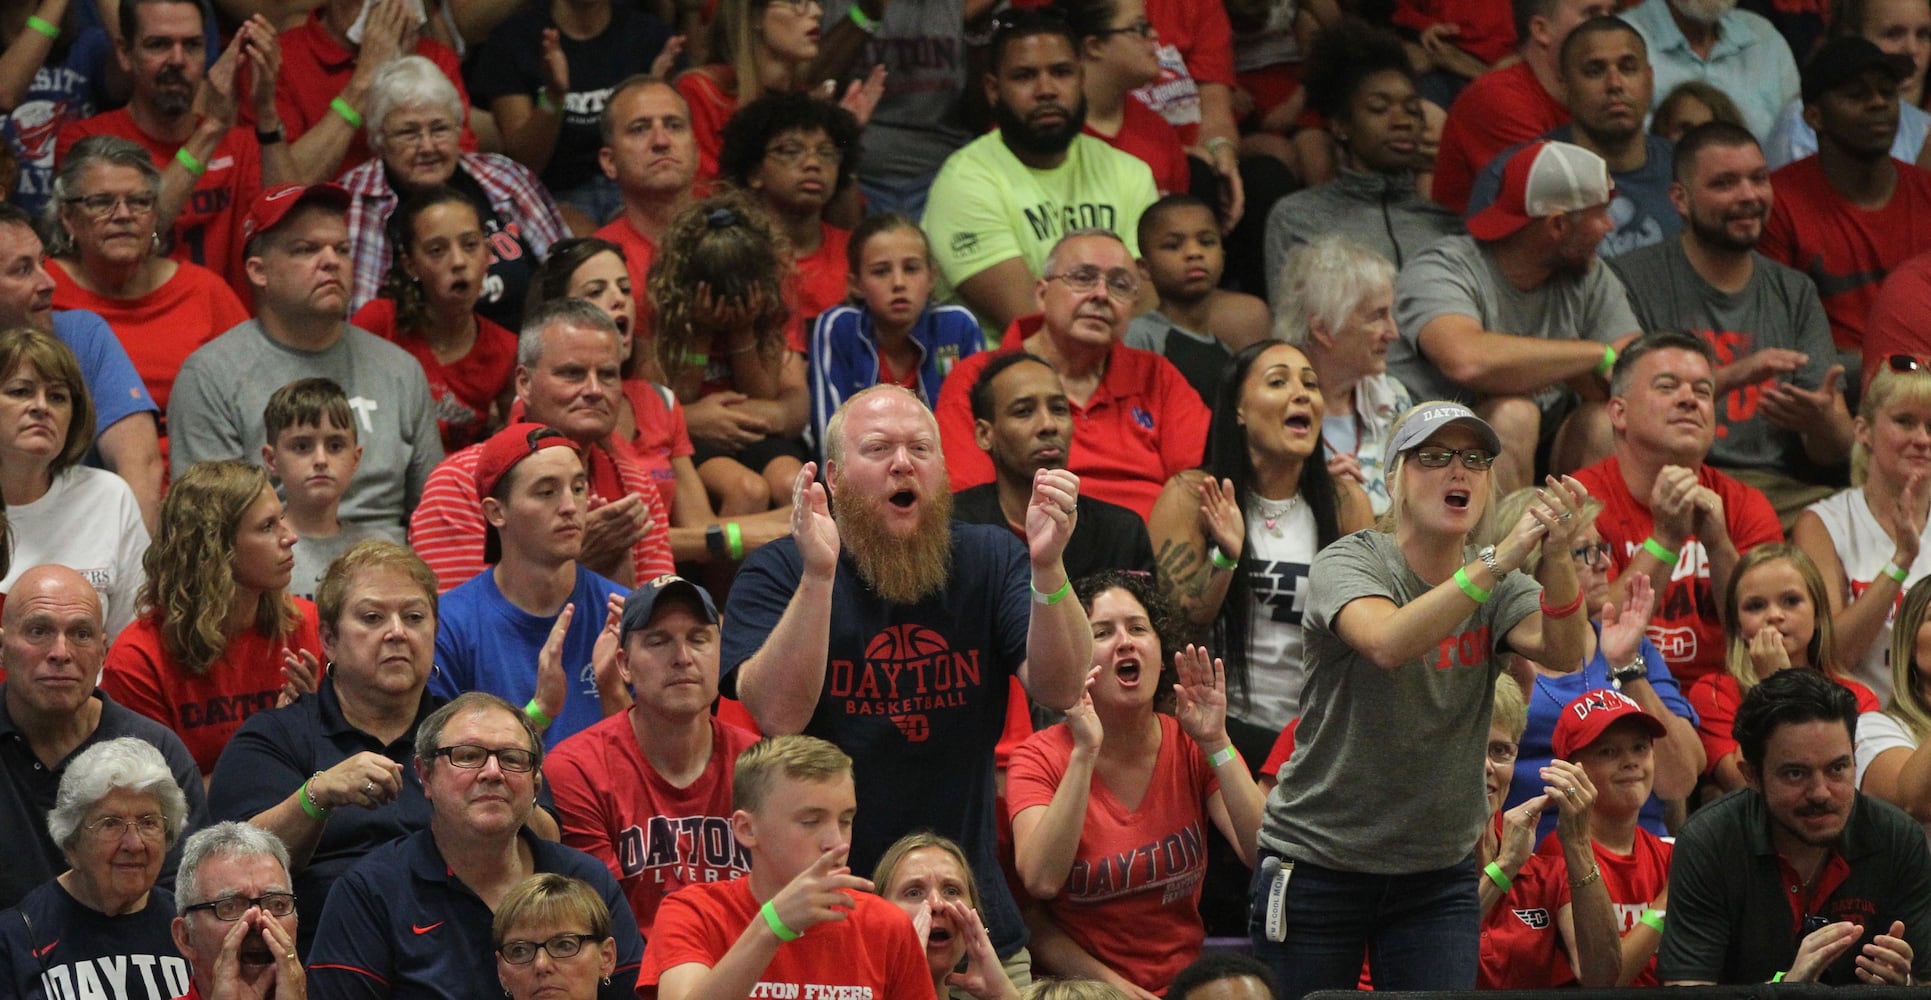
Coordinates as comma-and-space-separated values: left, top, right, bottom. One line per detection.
1539, 590, 1585, 619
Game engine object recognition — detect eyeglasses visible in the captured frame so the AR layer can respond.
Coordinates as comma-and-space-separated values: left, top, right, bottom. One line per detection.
185, 892, 298, 921
1487, 740, 1519, 765
63, 193, 158, 218
1409, 447, 1496, 470
430, 744, 538, 772
765, 141, 844, 166
1046, 265, 1140, 301
84, 813, 166, 842
764, 0, 823, 12
1571, 543, 1610, 568
498, 933, 599, 965
1887, 354, 1931, 375
382, 122, 459, 149
1093, 19, 1153, 38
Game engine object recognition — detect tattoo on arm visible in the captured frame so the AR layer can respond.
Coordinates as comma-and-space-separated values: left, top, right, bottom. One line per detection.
1156, 539, 1211, 601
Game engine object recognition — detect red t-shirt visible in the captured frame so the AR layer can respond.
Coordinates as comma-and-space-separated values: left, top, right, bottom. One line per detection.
273, 12, 478, 175
1432, 61, 1568, 214
50, 259, 249, 414
1136, 0, 1235, 147
546, 712, 758, 936
1689, 671, 1881, 771
1760, 156, 1931, 356
616, 379, 694, 521
1863, 250, 1931, 383
350, 297, 517, 453
1007, 715, 1220, 994
1260, 717, 1301, 782
933, 316, 1210, 520
637, 877, 936, 1000
795, 223, 852, 324
1571, 456, 1782, 690
673, 68, 736, 185
1086, 99, 1192, 197
1484, 828, 1673, 988
1390, 0, 1518, 66
100, 599, 325, 776
57, 108, 263, 294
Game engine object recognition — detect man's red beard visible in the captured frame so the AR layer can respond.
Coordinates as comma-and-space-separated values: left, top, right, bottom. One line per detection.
834, 470, 956, 605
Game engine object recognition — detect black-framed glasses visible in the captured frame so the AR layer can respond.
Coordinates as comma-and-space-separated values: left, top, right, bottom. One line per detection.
1410, 447, 1496, 470
185, 892, 298, 921
1046, 265, 1140, 301
498, 933, 599, 965
83, 813, 166, 842
1093, 18, 1153, 38
430, 744, 538, 772
63, 193, 158, 218
765, 141, 843, 166
1571, 543, 1611, 568
1888, 354, 1931, 375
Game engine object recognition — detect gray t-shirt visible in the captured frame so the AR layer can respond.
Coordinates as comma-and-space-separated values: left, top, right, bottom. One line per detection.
288, 521, 399, 601
1260, 529, 1539, 874
822, 0, 972, 182
167, 321, 444, 536
1610, 240, 1833, 472
1388, 235, 1642, 409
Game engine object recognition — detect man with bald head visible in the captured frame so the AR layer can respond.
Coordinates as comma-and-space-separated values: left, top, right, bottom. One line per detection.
0, 564, 206, 909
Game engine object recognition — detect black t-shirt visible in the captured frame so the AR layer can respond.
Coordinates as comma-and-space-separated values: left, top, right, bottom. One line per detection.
467, 3, 674, 195
447, 169, 540, 331
0, 879, 189, 1000
951, 485, 1154, 582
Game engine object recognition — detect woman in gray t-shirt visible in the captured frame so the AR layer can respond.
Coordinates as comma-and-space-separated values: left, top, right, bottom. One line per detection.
1247, 400, 1593, 997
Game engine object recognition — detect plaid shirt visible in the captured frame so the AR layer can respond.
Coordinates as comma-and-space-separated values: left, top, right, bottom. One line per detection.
341, 152, 567, 314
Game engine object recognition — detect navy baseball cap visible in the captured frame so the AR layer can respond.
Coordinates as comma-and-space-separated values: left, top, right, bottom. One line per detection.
620, 575, 720, 637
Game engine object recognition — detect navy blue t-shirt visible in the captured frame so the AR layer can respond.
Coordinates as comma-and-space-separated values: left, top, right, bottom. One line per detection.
0, 879, 189, 1000
720, 522, 1031, 957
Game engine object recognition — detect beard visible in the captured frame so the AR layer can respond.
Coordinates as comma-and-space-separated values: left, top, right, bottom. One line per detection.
1689, 212, 1763, 253
993, 95, 1088, 160
834, 472, 956, 606
151, 68, 193, 117
1670, 0, 1737, 22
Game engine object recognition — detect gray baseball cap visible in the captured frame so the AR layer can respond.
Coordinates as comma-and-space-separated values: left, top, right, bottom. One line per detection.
1385, 401, 1504, 464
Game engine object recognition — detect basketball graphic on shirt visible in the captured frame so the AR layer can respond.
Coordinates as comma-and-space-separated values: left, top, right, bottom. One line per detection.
867, 624, 949, 663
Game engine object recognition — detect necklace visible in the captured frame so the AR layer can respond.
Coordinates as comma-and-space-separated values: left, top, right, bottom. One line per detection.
1252, 494, 1302, 537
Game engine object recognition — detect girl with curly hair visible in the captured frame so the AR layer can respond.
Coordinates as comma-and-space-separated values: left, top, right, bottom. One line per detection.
351, 186, 518, 453
103, 460, 324, 778
647, 192, 808, 513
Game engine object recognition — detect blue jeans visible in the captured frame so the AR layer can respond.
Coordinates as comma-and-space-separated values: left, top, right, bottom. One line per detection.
1248, 850, 1479, 999
857, 170, 938, 222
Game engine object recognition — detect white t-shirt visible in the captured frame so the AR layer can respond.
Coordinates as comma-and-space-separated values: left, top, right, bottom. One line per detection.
1236, 496, 1315, 729
1806, 488, 1931, 702
0, 466, 149, 637
1856, 709, 1931, 845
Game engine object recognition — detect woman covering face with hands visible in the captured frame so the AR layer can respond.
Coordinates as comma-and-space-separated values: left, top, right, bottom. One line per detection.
873, 833, 1018, 1000
1007, 571, 1265, 998
1249, 400, 1593, 998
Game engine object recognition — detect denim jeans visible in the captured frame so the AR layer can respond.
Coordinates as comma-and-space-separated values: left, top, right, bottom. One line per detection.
1248, 850, 1479, 999
857, 170, 939, 222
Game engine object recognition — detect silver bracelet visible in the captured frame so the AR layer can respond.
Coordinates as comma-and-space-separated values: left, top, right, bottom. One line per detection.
1478, 544, 1502, 579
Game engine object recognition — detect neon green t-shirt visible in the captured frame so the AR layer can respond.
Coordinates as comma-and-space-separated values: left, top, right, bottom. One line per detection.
924, 131, 1160, 332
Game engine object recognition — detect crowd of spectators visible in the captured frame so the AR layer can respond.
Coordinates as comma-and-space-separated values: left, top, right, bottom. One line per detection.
9, 0, 1931, 998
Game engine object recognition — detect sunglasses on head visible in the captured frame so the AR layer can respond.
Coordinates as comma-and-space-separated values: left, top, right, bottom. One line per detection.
1887, 354, 1931, 374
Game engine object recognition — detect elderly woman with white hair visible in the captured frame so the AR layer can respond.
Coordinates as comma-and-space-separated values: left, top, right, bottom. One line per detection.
0, 737, 194, 999
1274, 234, 1411, 516
341, 56, 567, 331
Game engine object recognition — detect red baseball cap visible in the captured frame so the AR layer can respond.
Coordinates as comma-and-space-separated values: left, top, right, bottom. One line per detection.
243, 183, 351, 246
476, 422, 576, 563
1553, 688, 1668, 760
1466, 141, 1613, 242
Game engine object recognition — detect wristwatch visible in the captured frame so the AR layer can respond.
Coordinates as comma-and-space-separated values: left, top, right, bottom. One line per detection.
255, 124, 285, 145
1611, 655, 1648, 688
705, 524, 727, 560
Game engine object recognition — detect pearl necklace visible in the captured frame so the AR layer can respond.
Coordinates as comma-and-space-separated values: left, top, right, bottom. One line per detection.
1252, 494, 1302, 537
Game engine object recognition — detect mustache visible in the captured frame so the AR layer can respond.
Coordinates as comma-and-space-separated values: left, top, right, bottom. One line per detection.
154, 67, 190, 87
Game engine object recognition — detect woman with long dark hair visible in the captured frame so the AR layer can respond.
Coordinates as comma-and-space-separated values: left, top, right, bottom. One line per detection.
1149, 340, 1372, 761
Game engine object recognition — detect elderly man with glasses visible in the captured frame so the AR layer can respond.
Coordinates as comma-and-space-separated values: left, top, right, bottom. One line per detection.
305, 692, 642, 1000
934, 228, 1209, 520
169, 822, 304, 1000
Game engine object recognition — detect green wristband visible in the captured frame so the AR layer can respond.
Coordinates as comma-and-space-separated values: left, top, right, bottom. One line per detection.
1639, 909, 1665, 933
761, 900, 802, 942
299, 775, 329, 820
1208, 745, 1238, 768
1209, 545, 1238, 571
1882, 560, 1910, 584
1641, 536, 1678, 565
25, 15, 58, 38
537, 90, 559, 114
330, 96, 364, 128
1031, 578, 1072, 605
681, 350, 709, 368
1483, 861, 1512, 891
1453, 566, 1492, 604
174, 146, 206, 178
524, 697, 554, 728
1596, 344, 1618, 378
1771, 972, 1786, 983
847, 4, 878, 32
725, 521, 743, 561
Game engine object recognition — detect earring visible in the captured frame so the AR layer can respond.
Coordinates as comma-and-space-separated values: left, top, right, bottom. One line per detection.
602, 977, 612, 986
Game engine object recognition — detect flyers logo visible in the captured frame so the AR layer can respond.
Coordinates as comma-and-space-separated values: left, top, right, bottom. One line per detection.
1646, 626, 1696, 662
891, 714, 930, 742
1512, 908, 1551, 929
